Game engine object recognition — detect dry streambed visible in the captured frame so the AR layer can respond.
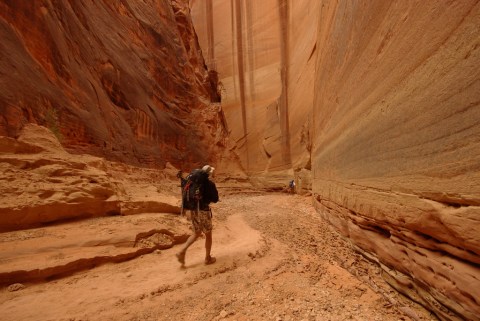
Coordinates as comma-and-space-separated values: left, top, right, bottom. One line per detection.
0, 194, 435, 321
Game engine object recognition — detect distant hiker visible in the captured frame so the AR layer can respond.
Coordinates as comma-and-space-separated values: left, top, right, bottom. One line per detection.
176, 164, 219, 266
288, 179, 295, 193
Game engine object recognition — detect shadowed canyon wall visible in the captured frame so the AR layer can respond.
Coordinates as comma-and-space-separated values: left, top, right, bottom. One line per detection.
0, 0, 232, 171
191, 1, 480, 320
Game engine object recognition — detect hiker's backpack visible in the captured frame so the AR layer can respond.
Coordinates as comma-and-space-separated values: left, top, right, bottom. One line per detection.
181, 169, 208, 210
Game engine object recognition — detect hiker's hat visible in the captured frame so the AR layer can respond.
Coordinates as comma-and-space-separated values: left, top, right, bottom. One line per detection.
202, 164, 215, 175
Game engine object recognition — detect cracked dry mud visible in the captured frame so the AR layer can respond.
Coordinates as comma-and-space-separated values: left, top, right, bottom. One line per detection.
0, 193, 435, 321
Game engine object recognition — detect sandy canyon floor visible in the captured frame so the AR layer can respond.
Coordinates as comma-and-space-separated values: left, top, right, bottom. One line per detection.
0, 191, 437, 321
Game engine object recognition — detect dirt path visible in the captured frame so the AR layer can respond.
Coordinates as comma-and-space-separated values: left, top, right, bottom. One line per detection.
0, 193, 434, 321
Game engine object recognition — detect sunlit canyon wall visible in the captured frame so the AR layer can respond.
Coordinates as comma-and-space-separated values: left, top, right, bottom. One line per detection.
190, 1, 480, 320
190, 0, 317, 191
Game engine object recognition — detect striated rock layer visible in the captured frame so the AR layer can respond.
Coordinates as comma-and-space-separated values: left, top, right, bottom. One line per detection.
0, 124, 181, 232
190, 0, 317, 187
0, 1, 479, 320
0, 0, 232, 170
192, 0, 479, 320
312, 1, 480, 321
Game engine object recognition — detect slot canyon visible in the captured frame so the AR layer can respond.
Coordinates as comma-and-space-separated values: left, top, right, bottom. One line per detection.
0, 1, 479, 321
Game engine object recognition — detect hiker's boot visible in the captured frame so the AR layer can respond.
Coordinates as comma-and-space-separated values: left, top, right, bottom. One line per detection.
205, 256, 216, 265
176, 252, 185, 266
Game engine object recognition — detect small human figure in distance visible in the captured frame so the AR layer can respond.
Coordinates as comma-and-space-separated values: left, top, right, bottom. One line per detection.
288, 179, 295, 194
176, 165, 219, 267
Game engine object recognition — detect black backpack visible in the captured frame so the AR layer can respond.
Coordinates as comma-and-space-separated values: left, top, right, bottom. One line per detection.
181, 169, 208, 210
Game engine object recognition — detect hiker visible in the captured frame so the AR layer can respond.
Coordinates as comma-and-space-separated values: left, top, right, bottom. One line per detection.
288, 179, 295, 193
176, 164, 219, 266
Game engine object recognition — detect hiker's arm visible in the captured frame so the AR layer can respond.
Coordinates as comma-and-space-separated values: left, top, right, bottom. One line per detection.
209, 181, 219, 203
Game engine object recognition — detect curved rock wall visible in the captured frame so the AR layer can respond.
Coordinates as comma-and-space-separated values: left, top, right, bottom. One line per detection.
312, 1, 480, 321
191, 0, 480, 320
1, 0, 479, 319
0, 0, 228, 170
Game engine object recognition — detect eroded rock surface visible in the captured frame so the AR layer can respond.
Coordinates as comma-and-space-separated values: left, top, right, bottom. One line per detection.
0, 0, 229, 170
190, 0, 317, 185
0, 124, 182, 232
0, 124, 249, 285
0, 194, 433, 321
192, 1, 480, 320
311, 2, 480, 321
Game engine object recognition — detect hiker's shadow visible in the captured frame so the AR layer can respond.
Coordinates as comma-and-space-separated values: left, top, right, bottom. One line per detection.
179, 260, 215, 270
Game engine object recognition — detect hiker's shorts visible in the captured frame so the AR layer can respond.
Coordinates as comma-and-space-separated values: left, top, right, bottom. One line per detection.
190, 208, 213, 234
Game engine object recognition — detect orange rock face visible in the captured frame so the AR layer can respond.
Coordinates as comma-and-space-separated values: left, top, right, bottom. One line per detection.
1, 1, 479, 320
0, 124, 182, 232
0, 0, 227, 170
311, 2, 480, 321
191, 1, 480, 320
190, 0, 317, 187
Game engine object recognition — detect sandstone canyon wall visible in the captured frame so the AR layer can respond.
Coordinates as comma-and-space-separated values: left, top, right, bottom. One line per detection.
311, 2, 480, 321
1, 1, 479, 320
0, 0, 233, 171
190, 0, 317, 189
191, 1, 480, 320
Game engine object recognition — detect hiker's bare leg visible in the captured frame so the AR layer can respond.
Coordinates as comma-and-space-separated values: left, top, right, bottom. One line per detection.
205, 231, 212, 259
204, 231, 216, 264
176, 231, 201, 265
181, 231, 201, 253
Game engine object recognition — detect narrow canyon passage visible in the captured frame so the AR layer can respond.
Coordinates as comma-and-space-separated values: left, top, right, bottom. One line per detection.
0, 1, 478, 320
0, 193, 433, 321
